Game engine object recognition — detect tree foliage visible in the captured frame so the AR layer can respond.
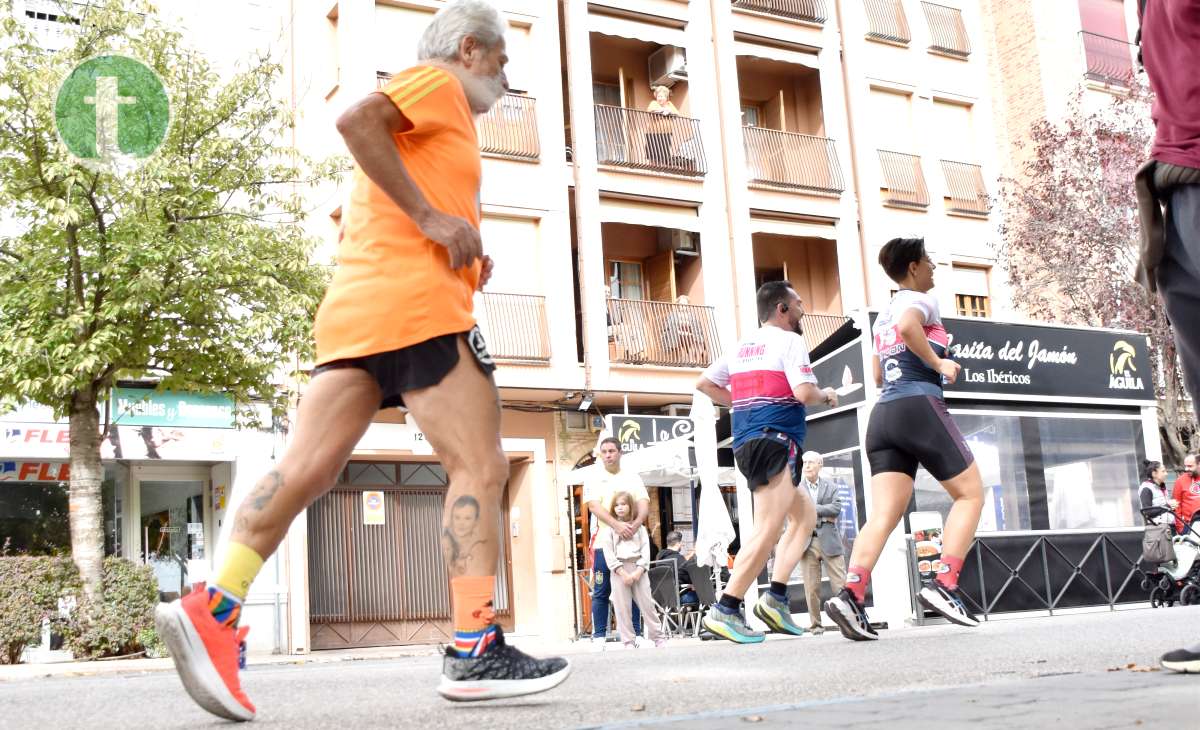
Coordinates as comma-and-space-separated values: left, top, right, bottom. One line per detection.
0, 0, 338, 598
995, 83, 1195, 464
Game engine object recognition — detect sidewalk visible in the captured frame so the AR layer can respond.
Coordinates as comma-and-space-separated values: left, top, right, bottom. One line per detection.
0, 632, 705, 682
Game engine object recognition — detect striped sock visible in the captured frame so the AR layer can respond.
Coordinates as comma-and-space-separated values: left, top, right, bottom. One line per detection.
207, 586, 243, 628
451, 625, 499, 658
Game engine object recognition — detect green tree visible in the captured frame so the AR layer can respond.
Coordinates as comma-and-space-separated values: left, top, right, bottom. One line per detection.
0, 1, 336, 601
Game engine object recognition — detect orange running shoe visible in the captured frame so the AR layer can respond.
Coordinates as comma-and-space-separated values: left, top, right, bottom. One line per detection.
155, 583, 256, 722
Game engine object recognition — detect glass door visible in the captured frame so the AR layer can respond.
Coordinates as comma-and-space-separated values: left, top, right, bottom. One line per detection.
138, 478, 206, 600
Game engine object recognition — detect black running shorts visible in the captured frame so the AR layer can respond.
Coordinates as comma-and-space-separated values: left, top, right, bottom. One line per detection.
312, 325, 496, 409
865, 395, 974, 481
733, 430, 801, 490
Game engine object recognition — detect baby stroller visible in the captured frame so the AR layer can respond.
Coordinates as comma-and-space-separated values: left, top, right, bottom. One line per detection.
1140, 512, 1200, 607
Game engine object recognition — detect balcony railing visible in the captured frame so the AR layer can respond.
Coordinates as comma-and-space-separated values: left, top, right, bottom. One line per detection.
921, 2, 970, 57
878, 150, 929, 208
474, 292, 551, 362
477, 93, 540, 160
940, 160, 990, 215
802, 313, 848, 352
594, 105, 707, 177
607, 299, 721, 368
1080, 31, 1135, 87
743, 127, 845, 194
731, 0, 827, 24
864, 0, 910, 44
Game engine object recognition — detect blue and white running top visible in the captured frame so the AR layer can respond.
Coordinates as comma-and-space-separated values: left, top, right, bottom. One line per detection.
873, 290, 948, 403
703, 325, 818, 449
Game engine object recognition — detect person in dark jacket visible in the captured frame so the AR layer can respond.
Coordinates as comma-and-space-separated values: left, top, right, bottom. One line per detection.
1139, 459, 1177, 533
657, 531, 699, 606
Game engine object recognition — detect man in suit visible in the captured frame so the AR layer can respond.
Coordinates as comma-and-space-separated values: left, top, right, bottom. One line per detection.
798, 451, 847, 634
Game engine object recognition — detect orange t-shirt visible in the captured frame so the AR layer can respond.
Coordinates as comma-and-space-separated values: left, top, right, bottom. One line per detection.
314, 66, 482, 365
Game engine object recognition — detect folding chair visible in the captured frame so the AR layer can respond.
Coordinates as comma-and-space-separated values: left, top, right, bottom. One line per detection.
682, 562, 717, 637
648, 560, 683, 636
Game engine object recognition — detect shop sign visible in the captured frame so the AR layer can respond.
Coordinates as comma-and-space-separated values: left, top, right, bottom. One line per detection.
869, 313, 1156, 402
607, 415, 695, 454
0, 461, 70, 482
1, 422, 231, 461
363, 491, 385, 525
110, 387, 235, 429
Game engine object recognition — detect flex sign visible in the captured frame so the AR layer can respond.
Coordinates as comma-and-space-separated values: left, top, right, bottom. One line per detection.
0, 461, 70, 482
110, 387, 235, 429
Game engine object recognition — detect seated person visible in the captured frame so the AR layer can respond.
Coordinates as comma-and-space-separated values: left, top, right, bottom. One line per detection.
656, 530, 699, 606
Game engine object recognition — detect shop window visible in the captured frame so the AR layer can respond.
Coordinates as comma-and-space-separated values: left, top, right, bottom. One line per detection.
1040, 418, 1141, 529
0, 480, 70, 555
913, 414, 1033, 532
823, 451, 866, 556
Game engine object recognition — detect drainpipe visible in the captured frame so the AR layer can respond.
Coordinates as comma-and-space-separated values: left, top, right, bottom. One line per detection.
707, 0, 746, 334
833, 0, 873, 302
563, 1, 593, 400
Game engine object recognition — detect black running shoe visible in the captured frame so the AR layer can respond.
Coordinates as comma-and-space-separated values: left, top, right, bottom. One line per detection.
437, 627, 571, 701
1161, 643, 1200, 673
917, 581, 980, 627
824, 589, 878, 641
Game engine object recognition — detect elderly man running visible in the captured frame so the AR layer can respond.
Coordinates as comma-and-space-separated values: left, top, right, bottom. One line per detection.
153, 2, 569, 720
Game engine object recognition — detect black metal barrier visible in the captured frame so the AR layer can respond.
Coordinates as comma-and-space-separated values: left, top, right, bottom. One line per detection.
909, 530, 1146, 621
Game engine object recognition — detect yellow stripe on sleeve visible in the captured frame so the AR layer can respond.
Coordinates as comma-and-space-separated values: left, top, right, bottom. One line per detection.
398, 75, 449, 110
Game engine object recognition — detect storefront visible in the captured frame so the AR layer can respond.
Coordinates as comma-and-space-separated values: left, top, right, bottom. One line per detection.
803, 312, 1160, 627
0, 389, 285, 653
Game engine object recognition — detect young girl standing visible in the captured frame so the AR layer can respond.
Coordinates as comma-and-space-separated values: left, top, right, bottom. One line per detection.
600, 492, 666, 648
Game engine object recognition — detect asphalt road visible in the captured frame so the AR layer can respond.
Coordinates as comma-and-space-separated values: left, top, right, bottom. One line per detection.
3, 606, 1198, 729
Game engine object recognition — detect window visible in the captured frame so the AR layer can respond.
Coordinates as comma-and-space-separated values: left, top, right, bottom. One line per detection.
913, 414, 1033, 532
593, 82, 621, 107
921, 2, 970, 57
608, 260, 645, 300
1040, 418, 1141, 530
953, 265, 990, 317
1077, 0, 1134, 85
864, 0, 911, 44
741, 103, 761, 128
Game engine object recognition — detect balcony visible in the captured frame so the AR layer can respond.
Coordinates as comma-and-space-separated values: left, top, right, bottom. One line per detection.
594, 105, 707, 177
1080, 31, 1135, 87
864, 0, 911, 44
743, 127, 844, 194
477, 93, 540, 161
921, 2, 970, 58
731, 0, 827, 24
607, 299, 721, 368
877, 150, 929, 208
803, 313, 849, 352
474, 293, 551, 362
940, 160, 990, 215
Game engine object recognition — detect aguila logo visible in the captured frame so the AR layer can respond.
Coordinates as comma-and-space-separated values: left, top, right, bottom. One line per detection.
1108, 340, 1143, 391
618, 419, 641, 445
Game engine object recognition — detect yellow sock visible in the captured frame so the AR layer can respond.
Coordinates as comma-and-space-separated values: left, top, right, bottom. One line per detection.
213, 542, 264, 601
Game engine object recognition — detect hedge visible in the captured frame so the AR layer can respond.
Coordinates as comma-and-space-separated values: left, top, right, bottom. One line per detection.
0, 556, 164, 663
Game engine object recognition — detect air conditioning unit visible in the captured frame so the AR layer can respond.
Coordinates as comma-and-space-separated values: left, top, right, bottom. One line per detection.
648, 45, 687, 88
659, 228, 699, 255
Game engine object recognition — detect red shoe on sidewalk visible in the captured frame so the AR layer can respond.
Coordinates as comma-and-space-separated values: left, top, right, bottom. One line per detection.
155, 583, 256, 722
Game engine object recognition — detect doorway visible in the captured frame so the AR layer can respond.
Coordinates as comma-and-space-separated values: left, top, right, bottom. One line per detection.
129, 466, 211, 601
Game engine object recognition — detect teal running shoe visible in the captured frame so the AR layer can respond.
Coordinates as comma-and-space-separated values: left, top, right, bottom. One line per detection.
752, 592, 807, 636
702, 605, 765, 644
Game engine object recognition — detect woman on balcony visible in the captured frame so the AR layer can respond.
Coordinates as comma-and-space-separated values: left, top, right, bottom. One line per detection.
645, 85, 679, 167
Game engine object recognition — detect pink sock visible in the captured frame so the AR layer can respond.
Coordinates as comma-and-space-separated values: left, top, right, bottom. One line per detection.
936, 555, 964, 591
845, 565, 871, 603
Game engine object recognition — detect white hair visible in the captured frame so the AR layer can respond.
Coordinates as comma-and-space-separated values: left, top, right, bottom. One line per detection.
417, 0, 505, 62
802, 451, 823, 464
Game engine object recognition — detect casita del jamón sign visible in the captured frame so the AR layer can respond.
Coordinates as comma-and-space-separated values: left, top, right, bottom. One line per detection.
937, 316, 1154, 401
